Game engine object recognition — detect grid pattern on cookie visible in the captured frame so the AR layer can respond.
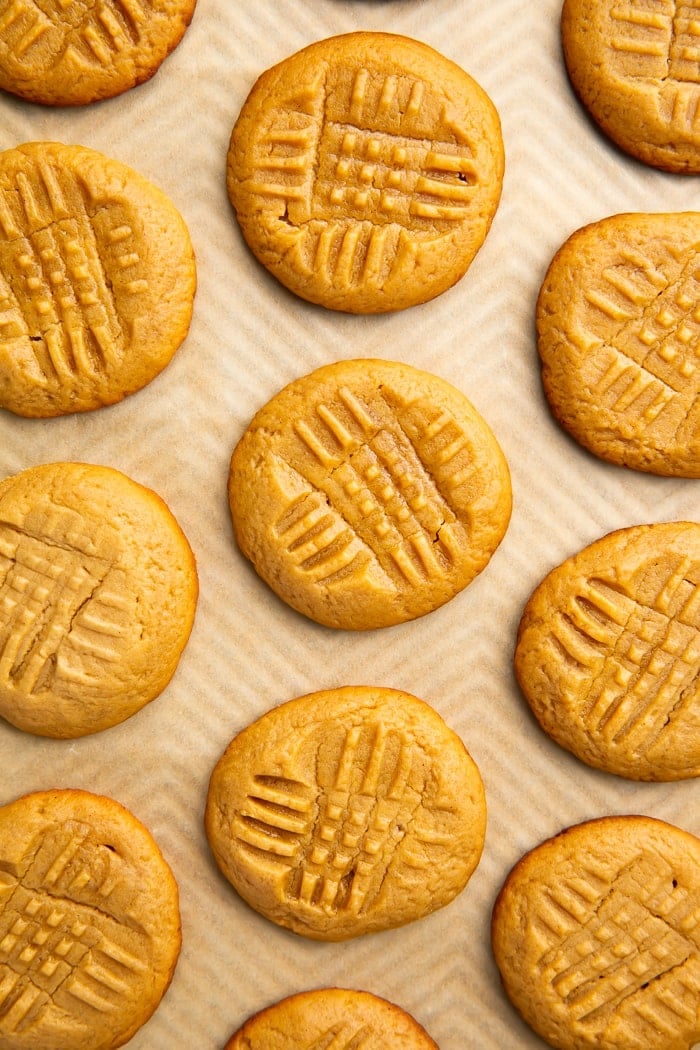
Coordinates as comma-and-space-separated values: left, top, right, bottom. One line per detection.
0, 0, 153, 69
233, 721, 442, 916
271, 386, 473, 595
0, 821, 148, 1035
307, 1023, 373, 1049
531, 849, 700, 1041
548, 558, 700, 756
573, 246, 700, 429
0, 510, 128, 698
608, 1, 700, 128
248, 65, 483, 287
0, 151, 148, 388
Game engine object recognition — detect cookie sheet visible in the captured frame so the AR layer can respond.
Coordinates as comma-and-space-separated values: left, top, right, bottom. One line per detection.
0, 2, 698, 1048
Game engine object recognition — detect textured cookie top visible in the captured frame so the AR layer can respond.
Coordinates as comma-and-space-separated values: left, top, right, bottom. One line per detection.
492, 815, 700, 1050
0, 461, 198, 737
227, 31, 504, 313
224, 988, 438, 1049
562, 0, 700, 172
0, 0, 196, 106
228, 359, 511, 630
205, 686, 486, 941
515, 522, 700, 781
0, 789, 181, 1050
0, 141, 196, 417
537, 212, 700, 476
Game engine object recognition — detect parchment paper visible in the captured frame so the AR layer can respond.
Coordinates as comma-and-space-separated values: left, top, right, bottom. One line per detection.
0, 1, 698, 1047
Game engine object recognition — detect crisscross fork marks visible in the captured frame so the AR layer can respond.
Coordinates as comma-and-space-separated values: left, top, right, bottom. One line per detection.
610, 1, 700, 82
308, 1024, 373, 1049
0, 822, 148, 1033
0, 0, 153, 68
584, 247, 700, 428
534, 852, 700, 1035
0, 519, 120, 696
252, 64, 478, 249
0, 154, 141, 383
279, 385, 470, 591
550, 562, 700, 755
234, 724, 415, 916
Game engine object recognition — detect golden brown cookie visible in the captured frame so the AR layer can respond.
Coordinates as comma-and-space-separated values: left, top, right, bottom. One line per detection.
537, 212, 700, 476
0, 461, 198, 738
492, 815, 700, 1050
0, 788, 181, 1050
562, 0, 700, 172
0, 0, 196, 106
205, 685, 486, 941
227, 31, 504, 313
224, 988, 438, 1049
515, 522, 700, 781
0, 141, 196, 418
228, 359, 511, 630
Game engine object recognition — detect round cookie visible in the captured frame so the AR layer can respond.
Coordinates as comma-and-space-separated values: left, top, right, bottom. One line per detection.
562, 0, 700, 172
0, 788, 181, 1050
0, 461, 198, 738
228, 359, 511, 630
0, 141, 196, 418
0, 0, 196, 107
515, 522, 700, 781
205, 685, 486, 941
537, 212, 700, 477
492, 815, 700, 1050
224, 988, 438, 1049
227, 31, 504, 313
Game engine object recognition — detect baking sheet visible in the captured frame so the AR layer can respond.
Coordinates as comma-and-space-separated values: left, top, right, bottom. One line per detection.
1, 1, 699, 1047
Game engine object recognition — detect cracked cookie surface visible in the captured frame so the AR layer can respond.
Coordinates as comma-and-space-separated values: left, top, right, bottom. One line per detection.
0, 461, 198, 737
562, 0, 700, 172
0, 141, 196, 418
228, 358, 511, 630
515, 521, 700, 781
0, 0, 196, 106
227, 31, 504, 313
205, 685, 486, 941
492, 815, 700, 1050
537, 212, 700, 476
0, 788, 181, 1050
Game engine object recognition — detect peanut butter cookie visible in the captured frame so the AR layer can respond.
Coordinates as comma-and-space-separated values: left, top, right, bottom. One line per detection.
562, 0, 700, 172
537, 212, 700, 476
0, 788, 181, 1050
515, 522, 700, 781
224, 988, 438, 1049
0, 0, 196, 106
0, 461, 198, 737
0, 141, 196, 418
205, 686, 486, 941
228, 359, 511, 630
227, 31, 504, 313
492, 815, 700, 1050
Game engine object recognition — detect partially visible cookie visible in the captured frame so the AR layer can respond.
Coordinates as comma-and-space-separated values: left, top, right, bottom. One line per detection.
224, 988, 438, 1049
562, 0, 700, 172
0, 461, 198, 738
492, 815, 700, 1050
515, 522, 700, 781
0, 0, 196, 106
0, 141, 196, 418
0, 788, 181, 1050
228, 359, 511, 630
537, 212, 700, 476
205, 685, 486, 941
227, 31, 504, 313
